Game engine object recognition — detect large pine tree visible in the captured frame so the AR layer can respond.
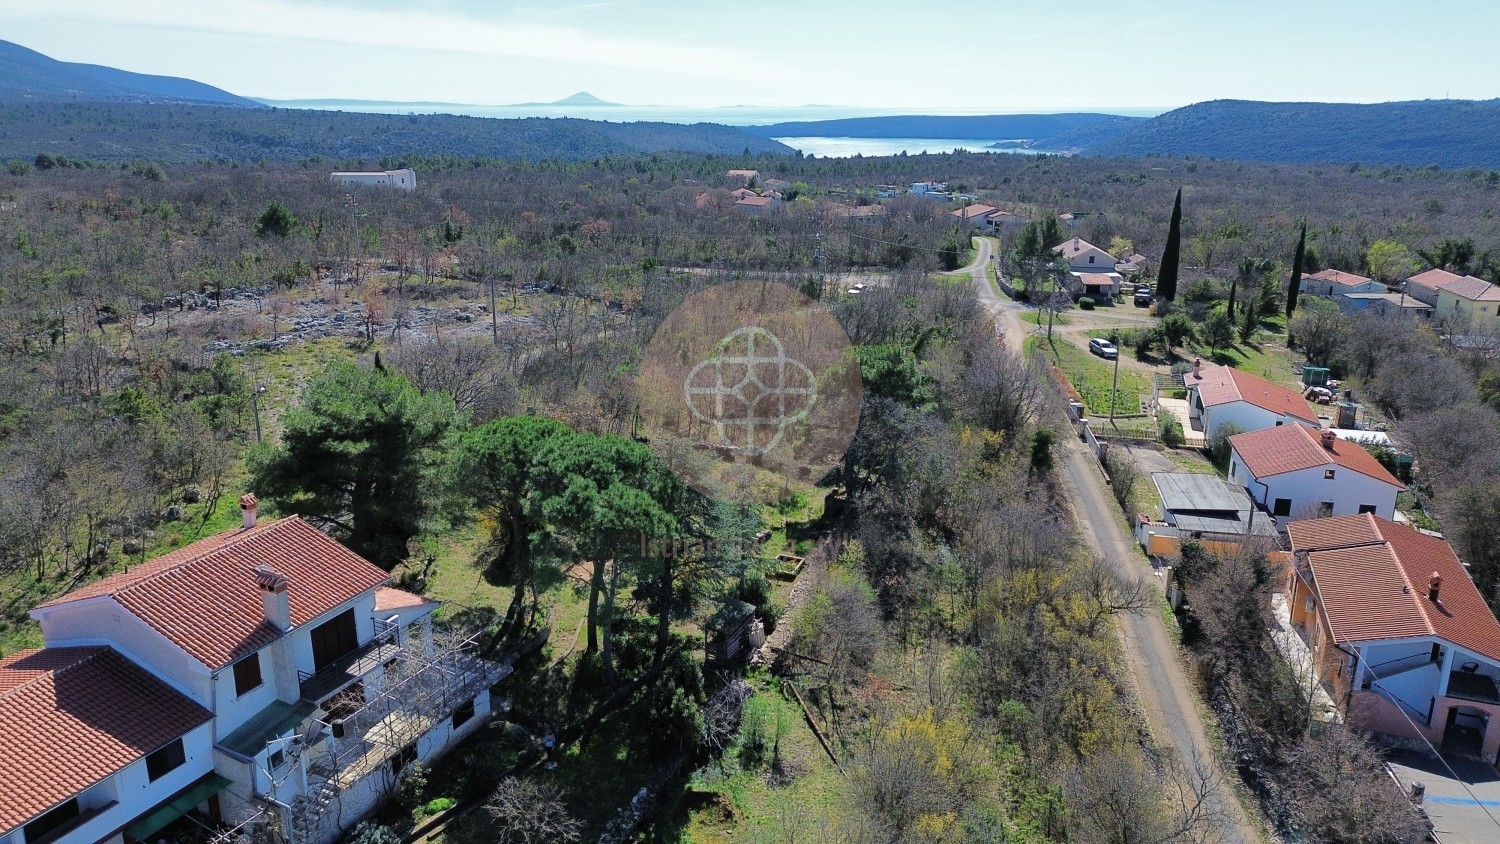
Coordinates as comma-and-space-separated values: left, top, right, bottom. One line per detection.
1157, 188, 1182, 303
1287, 221, 1307, 318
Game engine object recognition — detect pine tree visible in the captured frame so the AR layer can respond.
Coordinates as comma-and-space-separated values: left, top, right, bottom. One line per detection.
1157, 188, 1182, 303
1287, 221, 1307, 318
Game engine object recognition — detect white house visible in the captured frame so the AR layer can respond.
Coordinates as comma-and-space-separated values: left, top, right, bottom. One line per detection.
1184, 361, 1320, 440
330, 169, 416, 192
3, 496, 506, 844
1286, 515, 1500, 764
1299, 268, 1384, 298
1227, 424, 1403, 520
1052, 237, 1115, 273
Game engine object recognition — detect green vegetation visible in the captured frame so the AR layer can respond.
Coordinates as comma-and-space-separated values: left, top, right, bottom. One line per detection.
1029, 336, 1152, 418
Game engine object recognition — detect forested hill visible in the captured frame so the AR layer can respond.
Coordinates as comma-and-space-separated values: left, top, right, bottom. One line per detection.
0, 39, 260, 106
743, 113, 1145, 140
0, 102, 794, 164
1083, 99, 1500, 168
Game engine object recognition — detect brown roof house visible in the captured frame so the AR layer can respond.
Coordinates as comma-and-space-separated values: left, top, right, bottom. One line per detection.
10, 496, 504, 844
1286, 514, 1500, 762
1228, 425, 1403, 521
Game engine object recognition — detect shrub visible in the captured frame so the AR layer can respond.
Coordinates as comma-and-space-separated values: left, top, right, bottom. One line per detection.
349, 824, 400, 844
1160, 416, 1185, 447
1079, 297, 1096, 310
421, 797, 457, 817
1208, 422, 1243, 466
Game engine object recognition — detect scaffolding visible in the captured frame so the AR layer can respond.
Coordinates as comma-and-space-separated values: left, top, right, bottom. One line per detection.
261, 621, 509, 844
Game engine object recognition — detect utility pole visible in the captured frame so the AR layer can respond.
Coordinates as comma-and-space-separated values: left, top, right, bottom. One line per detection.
1109, 349, 1121, 421
252, 385, 266, 442
489, 276, 499, 344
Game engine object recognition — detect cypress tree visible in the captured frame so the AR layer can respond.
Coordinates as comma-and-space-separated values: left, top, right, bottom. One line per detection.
1287, 221, 1307, 318
1157, 188, 1182, 303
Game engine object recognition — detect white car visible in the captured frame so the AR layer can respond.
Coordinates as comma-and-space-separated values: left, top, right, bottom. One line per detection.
1088, 338, 1119, 360
846, 282, 868, 295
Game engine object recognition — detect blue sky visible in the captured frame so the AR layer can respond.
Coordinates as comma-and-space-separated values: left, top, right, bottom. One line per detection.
0, 0, 1492, 110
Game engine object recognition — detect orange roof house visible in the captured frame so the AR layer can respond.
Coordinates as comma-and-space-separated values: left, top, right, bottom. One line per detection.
1185, 361, 1319, 439
0, 647, 213, 836
1284, 514, 1500, 761
1228, 425, 1403, 520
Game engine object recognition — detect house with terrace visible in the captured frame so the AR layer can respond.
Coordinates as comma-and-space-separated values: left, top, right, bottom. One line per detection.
1299, 268, 1385, 298
1286, 514, 1500, 763
1, 495, 507, 844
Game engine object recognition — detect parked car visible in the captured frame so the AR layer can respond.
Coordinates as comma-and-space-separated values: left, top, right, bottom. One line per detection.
846, 282, 868, 295
1133, 285, 1153, 307
1088, 338, 1119, 360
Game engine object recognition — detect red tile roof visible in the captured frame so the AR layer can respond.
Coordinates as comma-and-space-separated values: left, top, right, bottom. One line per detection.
1186, 363, 1319, 424
1052, 237, 1106, 259
36, 517, 390, 668
0, 647, 212, 834
1288, 515, 1500, 661
1304, 268, 1375, 289
374, 586, 436, 613
1406, 268, 1466, 290
951, 203, 999, 220
1228, 424, 1402, 486
1439, 275, 1500, 302
735, 195, 773, 207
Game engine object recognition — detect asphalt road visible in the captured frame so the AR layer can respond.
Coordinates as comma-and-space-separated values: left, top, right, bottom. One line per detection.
964, 238, 1263, 844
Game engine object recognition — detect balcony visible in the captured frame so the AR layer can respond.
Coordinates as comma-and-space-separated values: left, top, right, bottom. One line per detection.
1447, 670, 1500, 704
299, 621, 401, 705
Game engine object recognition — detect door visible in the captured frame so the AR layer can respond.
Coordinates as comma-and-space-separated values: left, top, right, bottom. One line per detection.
310, 609, 359, 670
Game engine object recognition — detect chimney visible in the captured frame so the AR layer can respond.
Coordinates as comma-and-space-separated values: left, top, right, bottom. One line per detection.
256, 565, 291, 631
1428, 571, 1443, 603
1321, 430, 1338, 450
240, 493, 259, 530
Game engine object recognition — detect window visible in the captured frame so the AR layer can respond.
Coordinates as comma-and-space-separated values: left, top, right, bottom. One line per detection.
146, 738, 186, 782
233, 653, 263, 697
268, 749, 285, 770
452, 698, 476, 729
1318, 502, 1334, 516
1275, 420, 1284, 426
1358, 504, 1378, 515
388, 743, 418, 776
1229, 461, 1238, 480
1324, 469, 1337, 480
1273, 498, 1292, 517
24, 799, 79, 844
1087, 255, 1095, 264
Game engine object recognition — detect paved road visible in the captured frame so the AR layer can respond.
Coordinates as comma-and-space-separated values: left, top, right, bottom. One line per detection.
966, 238, 1263, 844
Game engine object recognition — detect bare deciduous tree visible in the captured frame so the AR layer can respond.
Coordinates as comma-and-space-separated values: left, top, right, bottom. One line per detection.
482, 778, 583, 844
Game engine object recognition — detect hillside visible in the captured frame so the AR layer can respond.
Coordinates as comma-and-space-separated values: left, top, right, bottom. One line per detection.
0, 39, 260, 106
743, 112, 1144, 140
0, 102, 793, 164
1084, 99, 1500, 168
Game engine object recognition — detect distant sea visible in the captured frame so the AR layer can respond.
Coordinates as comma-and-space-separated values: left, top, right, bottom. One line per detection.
260, 100, 1153, 156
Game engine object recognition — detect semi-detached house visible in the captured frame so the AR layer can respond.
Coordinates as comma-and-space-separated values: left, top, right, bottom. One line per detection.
0, 496, 507, 844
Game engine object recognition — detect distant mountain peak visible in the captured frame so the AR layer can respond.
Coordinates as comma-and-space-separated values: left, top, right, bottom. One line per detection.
553, 92, 618, 106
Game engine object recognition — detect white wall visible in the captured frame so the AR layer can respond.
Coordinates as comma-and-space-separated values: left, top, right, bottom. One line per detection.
1237, 462, 1400, 520
1201, 400, 1317, 441
34, 599, 210, 705
40, 722, 215, 844
212, 652, 284, 740
290, 593, 378, 677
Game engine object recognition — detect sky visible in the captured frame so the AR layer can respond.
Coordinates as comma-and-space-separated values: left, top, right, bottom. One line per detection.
0, 0, 1494, 112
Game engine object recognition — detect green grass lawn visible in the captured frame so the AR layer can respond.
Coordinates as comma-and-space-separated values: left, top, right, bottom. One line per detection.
1030, 336, 1152, 418
1185, 335, 1302, 389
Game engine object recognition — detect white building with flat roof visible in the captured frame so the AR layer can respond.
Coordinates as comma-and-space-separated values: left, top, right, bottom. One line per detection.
330, 169, 416, 192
